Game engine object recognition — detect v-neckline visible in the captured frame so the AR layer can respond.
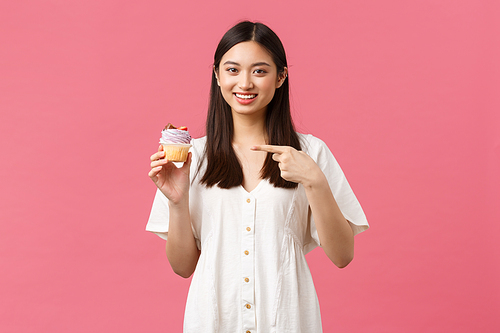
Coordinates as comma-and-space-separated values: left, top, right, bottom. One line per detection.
240, 178, 265, 195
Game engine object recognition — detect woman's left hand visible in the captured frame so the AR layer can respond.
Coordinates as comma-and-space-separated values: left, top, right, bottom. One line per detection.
251, 145, 322, 187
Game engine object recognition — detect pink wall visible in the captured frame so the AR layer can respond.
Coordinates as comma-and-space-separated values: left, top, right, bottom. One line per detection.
1, 1, 499, 332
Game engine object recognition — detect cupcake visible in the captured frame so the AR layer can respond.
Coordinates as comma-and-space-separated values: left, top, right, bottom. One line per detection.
159, 123, 192, 162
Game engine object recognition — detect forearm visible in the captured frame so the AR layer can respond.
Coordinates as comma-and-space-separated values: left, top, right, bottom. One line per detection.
304, 172, 354, 268
165, 200, 200, 278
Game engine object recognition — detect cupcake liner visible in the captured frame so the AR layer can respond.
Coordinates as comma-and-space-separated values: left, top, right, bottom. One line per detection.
161, 143, 191, 162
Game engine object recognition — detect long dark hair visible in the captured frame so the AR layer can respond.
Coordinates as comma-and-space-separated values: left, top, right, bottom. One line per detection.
200, 21, 301, 189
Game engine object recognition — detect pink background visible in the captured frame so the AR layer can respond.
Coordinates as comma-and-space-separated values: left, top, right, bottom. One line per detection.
1, 1, 499, 332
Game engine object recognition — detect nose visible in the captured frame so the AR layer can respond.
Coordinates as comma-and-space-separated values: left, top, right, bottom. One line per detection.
238, 71, 253, 90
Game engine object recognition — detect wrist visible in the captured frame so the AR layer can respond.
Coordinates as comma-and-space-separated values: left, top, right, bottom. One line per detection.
168, 196, 189, 210
302, 168, 326, 189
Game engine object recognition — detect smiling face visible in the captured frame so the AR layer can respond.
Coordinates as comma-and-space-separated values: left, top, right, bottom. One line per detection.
215, 41, 287, 119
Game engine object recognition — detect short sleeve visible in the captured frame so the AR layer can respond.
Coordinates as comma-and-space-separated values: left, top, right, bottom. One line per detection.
146, 188, 202, 249
302, 135, 369, 253
145, 189, 170, 240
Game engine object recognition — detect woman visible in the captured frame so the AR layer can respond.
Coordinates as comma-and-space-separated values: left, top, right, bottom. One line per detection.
147, 21, 368, 333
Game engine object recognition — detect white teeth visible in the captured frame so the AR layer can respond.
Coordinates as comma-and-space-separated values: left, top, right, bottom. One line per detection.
235, 93, 256, 99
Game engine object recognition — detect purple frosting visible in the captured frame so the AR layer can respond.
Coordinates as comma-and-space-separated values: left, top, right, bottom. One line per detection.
160, 128, 192, 144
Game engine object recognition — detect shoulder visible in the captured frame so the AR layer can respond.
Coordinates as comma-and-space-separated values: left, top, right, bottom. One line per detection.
189, 136, 207, 158
297, 132, 342, 172
190, 136, 207, 149
189, 136, 207, 181
297, 133, 331, 157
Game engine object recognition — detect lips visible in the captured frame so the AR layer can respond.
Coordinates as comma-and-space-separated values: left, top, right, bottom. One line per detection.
234, 93, 257, 105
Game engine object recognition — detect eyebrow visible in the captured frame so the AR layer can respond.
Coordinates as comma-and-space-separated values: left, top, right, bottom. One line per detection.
222, 61, 272, 67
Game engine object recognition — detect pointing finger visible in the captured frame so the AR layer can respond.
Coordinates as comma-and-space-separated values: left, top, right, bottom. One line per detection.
251, 145, 288, 154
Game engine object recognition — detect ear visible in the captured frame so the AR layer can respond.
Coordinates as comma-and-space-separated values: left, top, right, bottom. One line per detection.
214, 66, 220, 86
276, 67, 288, 88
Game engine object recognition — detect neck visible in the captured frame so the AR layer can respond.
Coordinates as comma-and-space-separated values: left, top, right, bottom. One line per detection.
231, 111, 267, 146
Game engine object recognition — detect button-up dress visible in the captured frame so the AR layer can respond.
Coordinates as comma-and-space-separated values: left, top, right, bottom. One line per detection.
146, 134, 369, 333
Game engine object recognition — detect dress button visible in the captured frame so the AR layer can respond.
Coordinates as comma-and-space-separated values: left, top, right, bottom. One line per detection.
246, 227, 251, 232
245, 303, 251, 309
244, 277, 249, 282
244, 250, 249, 255
246, 198, 251, 203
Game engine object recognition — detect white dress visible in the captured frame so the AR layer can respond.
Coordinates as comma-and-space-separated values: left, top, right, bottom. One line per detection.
146, 134, 369, 333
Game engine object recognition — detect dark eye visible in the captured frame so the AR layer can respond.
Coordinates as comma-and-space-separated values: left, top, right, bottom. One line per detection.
227, 68, 238, 73
254, 69, 266, 74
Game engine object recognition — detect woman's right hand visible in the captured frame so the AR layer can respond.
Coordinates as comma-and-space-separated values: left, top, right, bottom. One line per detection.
149, 145, 192, 205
